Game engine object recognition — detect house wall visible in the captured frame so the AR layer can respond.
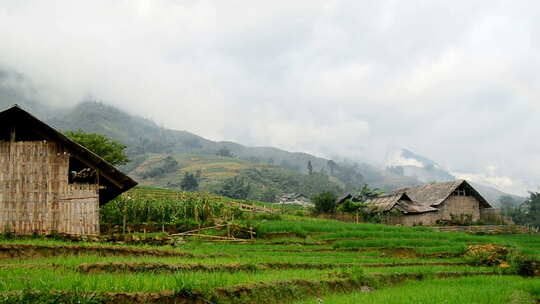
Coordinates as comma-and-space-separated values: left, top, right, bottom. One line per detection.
388, 195, 482, 226
0, 141, 99, 235
437, 195, 481, 222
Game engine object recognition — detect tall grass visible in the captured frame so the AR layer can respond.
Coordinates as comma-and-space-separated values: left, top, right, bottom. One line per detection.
100, 192, 242, 231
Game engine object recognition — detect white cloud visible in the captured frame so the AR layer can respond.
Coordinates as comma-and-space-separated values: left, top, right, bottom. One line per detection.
386, 151, 425, 168
0, 0, 539, 194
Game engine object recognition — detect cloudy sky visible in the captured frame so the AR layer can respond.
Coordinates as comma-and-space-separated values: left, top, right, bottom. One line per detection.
0, 0, 539, 195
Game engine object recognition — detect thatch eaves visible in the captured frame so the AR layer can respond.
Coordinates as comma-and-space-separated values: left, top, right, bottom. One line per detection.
363, 192, 436, 214
393, 200, 438, 214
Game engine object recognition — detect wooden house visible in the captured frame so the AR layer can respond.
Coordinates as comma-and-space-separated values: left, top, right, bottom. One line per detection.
365, 180, 492, 226
0, 105, 137, 235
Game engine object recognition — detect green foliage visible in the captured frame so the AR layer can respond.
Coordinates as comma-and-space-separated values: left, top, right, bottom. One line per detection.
506, 251, 540, 277
65, 130, 129, 166
218, 176, 252, 200
338, 199, 366, 213
216, 146, 234, 157
180, 172, 199, 191
337, 184, 386, 223
140, 156, 178, 179
312, 192, 338, 214
504, 192, 540, 227
350, 184, 384, 203
228, 168, 342, 202
100, 192, 242, 230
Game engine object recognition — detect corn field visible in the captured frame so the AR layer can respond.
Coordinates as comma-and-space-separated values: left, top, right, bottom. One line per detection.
100, 191, 243, 233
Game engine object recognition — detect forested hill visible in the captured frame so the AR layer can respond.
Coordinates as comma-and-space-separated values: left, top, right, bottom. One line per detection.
47, 102, 417, 194
0, 69, 522, 204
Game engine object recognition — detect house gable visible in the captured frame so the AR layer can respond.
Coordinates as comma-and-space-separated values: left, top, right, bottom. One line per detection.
394, 180, 491, 210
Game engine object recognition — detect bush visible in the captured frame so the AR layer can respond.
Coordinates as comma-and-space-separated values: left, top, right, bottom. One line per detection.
312, 192, 337, 214
507, 251, 540, 276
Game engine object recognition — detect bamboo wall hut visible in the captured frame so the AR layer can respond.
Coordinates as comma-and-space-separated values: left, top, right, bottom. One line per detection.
0, 105, 137, 235
365, 180, 492, 226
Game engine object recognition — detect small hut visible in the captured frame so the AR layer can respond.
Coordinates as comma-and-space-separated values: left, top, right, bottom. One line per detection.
0, 105, 137, 235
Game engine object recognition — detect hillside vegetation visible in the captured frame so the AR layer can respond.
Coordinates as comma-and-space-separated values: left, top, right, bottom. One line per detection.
128, 154, 342, 201
0, 78, 521, 205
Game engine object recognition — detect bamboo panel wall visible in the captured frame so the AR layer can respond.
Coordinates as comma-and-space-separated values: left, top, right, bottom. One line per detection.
0, 141, 100, 235
58, 183, 99, 235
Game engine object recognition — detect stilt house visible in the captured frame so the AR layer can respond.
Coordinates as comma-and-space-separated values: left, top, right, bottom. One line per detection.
0, 105, 137, 235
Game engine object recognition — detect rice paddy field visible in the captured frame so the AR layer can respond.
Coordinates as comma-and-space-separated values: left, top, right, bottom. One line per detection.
1, 216, 540, 303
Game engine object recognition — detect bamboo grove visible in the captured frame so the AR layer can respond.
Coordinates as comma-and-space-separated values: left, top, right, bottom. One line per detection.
100, 191, 244, 233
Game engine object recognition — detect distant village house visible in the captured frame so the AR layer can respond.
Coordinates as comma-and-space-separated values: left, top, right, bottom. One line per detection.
362, 180, 494, 226
278, 193, 313, 207
0, 105, 136, 235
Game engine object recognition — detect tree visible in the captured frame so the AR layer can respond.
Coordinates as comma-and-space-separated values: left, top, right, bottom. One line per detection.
218, 176, 251, 199
522, 192, 540, 226
180, 172, 199, 191
216, 147, 234, 157
307, 160, 313, 175
352, 184, 383, 203
503, 192, 540, 226
499, 195, 519, 216
65, 130, 129, 166
312, 191, 337, 214
327, 160, 338, 174
337, 184, 383, 215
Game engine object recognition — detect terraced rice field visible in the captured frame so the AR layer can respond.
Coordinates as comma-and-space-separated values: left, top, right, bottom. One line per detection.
1, 218, 539, 303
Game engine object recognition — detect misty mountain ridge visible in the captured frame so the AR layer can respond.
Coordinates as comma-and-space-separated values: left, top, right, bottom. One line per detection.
386, 148, 525, 204
0, 69, 522, 205
47, 102, 526, 206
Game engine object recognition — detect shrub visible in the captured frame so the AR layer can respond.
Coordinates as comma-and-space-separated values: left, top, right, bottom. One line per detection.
312, 192, 337, 214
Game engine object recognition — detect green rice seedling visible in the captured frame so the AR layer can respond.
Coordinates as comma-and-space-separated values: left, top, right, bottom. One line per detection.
294, 276, 540, 304
0, 267, 336, 293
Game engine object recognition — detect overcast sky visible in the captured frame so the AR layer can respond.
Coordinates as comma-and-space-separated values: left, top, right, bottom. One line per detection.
0, 0, 539, 195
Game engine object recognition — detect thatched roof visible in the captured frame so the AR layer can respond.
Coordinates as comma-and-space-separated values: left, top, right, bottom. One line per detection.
0, 105, 137, 204
393, 180, 491, 209
364, 193, 437, 214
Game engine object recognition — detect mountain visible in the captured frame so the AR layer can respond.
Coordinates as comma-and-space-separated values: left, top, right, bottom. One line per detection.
0, 68, 523, 204
0, 69, 67, 119
386, 149, 525, 206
